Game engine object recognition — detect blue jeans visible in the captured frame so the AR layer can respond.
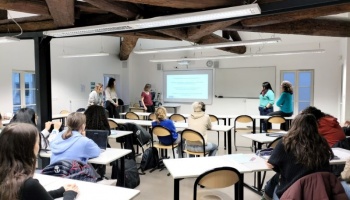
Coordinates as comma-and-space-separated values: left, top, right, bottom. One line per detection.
259, 106, 274, 131
341, 181, 350, 199
186, 142, 218, 157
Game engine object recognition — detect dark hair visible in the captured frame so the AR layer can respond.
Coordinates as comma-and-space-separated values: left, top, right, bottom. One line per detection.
261, 82, 274, 94
107, 78, 116, 89
10, 108, 36, 125
0, 113, 2, 120
144, 83, 151, 91
199, 102, 206, 112
301, 106, 327, 121
283, 114, 333, 169
63, 112, 86, 139
0, 123, 39, 200
84, 105, 111, 135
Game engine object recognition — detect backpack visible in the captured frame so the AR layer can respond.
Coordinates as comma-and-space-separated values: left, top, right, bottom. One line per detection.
140, 147, 159, 172
41, 160, 99, 182
111, 159, 140, 189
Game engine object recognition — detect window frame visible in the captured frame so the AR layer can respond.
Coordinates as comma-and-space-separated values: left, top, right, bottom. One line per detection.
12, 70, 36, 113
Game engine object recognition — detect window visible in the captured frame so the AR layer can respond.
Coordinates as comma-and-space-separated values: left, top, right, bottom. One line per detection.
12, 71, 36, 113
281, 70, 314, 113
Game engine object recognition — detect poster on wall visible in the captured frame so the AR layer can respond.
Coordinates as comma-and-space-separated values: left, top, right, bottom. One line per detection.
90, 82, 95, 92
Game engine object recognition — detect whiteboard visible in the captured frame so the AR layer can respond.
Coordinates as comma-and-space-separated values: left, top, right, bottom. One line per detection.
214, 66, 276, 98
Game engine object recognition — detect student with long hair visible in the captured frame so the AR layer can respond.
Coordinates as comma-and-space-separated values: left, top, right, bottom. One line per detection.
50, 112, 100, 165
259, 82, 275, 115
88, 83, 104, 106
301, 106, 345, 147
141, 83, 155, 112
263, 114, 333, 199
105, 78, 119, 118
0, 123, 78, 200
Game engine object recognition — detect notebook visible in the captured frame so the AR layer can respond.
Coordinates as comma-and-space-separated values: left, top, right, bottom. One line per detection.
85, 130, 108, 152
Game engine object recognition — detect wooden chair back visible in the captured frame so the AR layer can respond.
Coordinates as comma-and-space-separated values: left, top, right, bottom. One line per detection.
170, 114, 186, 122
125, 112, 140, 120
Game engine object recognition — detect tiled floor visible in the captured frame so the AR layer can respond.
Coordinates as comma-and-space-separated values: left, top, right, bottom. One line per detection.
109, 130, 275, 200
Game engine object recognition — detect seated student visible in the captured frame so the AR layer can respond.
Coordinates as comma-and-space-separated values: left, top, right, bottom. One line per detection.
342, 121, 350, 136
262, 114, 332, 200
87, 83, 104, 107
0, 123, 78, 200
10, 108, 61, 150
50, 112, 100, 165
151, 106, 182, 157
301, 106, 345, 147
187, 102, 218, 157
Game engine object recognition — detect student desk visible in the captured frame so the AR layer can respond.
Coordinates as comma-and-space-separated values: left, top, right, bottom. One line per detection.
109, 118, 235, 154
108, 130, 133, 139
34, 174, 140, 200
2, 119, 10, 126
162, 103, 181, 114
39, 148, 131, 186
241, 132, 287, 151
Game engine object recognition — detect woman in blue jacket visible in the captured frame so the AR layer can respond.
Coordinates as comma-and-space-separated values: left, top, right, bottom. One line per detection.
50, 112, 100, 165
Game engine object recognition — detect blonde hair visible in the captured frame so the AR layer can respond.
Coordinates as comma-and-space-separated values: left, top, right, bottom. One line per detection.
95, 83, 103, 90
281, 80, 293, 94
144, 84, 151, 91
155, 106, 167, 121
63, 112, 86, 139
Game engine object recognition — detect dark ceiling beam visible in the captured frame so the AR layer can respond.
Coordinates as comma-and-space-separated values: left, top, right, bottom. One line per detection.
110, 0, 244, 9
45, 0, 75, 27
0, 9, 6, 20
225, 17, 350, 37
0, 0, 50, 16
112, 31, 180, 40
76, 2, 109, 14
228, 31, 242, 41
243, 3, 350, 27
187, 19, 240, 40
0, 19, 56, 33
156, 28, 188, 39
119, 36, 138, 60
84, 0, 139, 19
0, 15, 52, 25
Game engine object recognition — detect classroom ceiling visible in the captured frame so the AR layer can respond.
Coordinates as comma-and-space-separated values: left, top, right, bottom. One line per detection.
0, 0, 349, 60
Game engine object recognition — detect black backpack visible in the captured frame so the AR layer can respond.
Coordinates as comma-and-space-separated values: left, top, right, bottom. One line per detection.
111, 159, 140, 189
140, 147, 159, 172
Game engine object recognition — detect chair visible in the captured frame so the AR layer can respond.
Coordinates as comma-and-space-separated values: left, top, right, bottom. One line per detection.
267, 116, 286, 132
169, 114, 186, 122
233, 115, 254, 151
108, 119, 118, 129
76, 108, 86, 112
181, 129, 208, 157
60, 110, 70, 114
193, 167, 241, 200
209, 114, 221, 147
152, 126, 178, 159
125, 112, 140, 120
148, 113, 156, 121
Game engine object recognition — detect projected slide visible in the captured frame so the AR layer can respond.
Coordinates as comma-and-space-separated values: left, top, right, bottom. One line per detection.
167, 74, 208, 99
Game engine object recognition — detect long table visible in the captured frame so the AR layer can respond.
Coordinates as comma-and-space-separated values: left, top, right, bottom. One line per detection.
109, 118, 235, 154
34, 174, 140, 200
40, 148, 131, 186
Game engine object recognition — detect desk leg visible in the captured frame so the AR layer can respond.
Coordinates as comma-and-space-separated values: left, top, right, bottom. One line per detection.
224, 119, 227, 150
174, 107, 177, 114
120, 156, 125, 187
37, 157, 50, 169
235, 173, 244, 200
253, 119, 256, 134
174, 179, 180, 200
228, 129, 232, 154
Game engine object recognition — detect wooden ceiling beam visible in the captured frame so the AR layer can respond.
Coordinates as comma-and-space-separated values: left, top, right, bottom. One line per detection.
225, 17, 350, 37
0, 9, 6, 20
0, 15, 52, 25
156, 28, 188, 40
0, 0, 50, 16
119, 36, 138, 60
187, 19, 240, 40
241, 3, 350, 27
228, 31, 242, 41
45, 0, 74, 27
110, 0, 244, 9
0, 19, 56, 33
84, 0, 138, 19
76, 2, 109, 14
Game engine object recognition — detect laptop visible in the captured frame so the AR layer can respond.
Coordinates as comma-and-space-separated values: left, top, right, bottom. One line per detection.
85, 130, 109, 152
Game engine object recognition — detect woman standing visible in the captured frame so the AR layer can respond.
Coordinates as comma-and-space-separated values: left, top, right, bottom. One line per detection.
263, 114, 333, 199
259, 82, 275, 132
105, 78, 119, 118
87, 83, 104, 106
141, 83, 155, 113
0, 123, 78, 200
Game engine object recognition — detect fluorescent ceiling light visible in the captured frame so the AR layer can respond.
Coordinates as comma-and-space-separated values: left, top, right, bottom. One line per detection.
149, 49, 325, 62
44, 4, 261, 37
0, 36, 20, 43
134, 38, 281, 54
61, 52, 109, 58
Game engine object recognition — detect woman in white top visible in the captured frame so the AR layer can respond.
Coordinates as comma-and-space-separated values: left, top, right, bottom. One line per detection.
88, 83, 104, 106
105, 78, 119, 118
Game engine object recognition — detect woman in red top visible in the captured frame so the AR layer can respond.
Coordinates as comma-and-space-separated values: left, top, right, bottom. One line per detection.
301, 106, 345, 147
141, 83, 155, 112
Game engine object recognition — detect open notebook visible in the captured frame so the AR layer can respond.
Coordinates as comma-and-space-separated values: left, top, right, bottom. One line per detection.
85, 130, 108, 152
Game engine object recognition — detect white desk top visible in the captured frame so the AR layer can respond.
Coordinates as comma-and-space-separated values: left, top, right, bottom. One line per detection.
108, 130, 133, 139
34, 174, 140, 200
2, 119, 10, 125
331, 148, 350, 165
40, 148, 131, 165
52, 113, 70, 119
109, 118, 234, 132
162, 103, 181, 108
241, 133, 286, 143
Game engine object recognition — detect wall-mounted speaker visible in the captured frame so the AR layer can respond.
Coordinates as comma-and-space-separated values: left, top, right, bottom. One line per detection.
213, 61, 219, 68
157, 63, 163, 70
